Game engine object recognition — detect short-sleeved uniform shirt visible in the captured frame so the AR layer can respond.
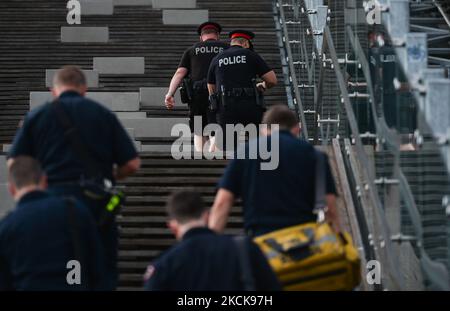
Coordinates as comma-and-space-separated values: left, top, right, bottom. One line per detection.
8, 91, 138, 185
218, 130, 337, 236
179, 40, 229, 82
143, 227, 281, 291
0, 191, 108, 290
207, 45, 272, 89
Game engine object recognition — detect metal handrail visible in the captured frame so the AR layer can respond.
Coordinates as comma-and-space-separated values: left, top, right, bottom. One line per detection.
275, 0, 309, 140
276, 0, 450, 290
434, 0, 450, 30
323, 26, 404, 290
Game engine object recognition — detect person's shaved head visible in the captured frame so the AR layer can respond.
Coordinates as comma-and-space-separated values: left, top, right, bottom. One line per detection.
51, 65, 87, 98
53, 65, 87, 88
8, 156, 44, 189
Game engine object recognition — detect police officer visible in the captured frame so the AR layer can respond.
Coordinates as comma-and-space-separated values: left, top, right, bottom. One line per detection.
165, 22, 229, 153
0, 156, 107, 290
207, 29, 278, 151
143, 191, 281, 291
7, 65, 141, 290
209, 106, 341, 237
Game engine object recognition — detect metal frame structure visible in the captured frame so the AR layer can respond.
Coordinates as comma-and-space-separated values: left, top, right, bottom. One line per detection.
274, 0, 450, 290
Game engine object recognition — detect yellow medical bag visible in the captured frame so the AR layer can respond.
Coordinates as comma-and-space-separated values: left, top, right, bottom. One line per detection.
254, 221, 360, 291
254, 149, 361, 291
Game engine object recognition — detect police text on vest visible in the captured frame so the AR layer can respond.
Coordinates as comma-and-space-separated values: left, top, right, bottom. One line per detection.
219, 55, 247, 67
195, 46, 224, 55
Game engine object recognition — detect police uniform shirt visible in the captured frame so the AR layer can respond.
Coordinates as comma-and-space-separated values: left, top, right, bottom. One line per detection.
218, 130, 337, 236
8, 91, 138, 185
0, 191, 107, 290
179, 40, 229, 82
143, 227, 281, 291
207, 45, 272, 89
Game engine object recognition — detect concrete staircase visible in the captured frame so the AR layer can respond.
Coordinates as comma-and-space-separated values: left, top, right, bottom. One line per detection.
375, 149, 450, 270
0, 0, 286, 153
0, 0, 288, 290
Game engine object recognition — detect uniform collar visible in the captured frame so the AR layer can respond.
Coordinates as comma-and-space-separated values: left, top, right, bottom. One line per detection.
276, 129, 295, 137
182, 227, 215, 241
17, 190, 50, 207
230, 45, 244, 49
59, 90, 83, 99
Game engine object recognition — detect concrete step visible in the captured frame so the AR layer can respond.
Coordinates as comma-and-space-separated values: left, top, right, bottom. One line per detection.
113, 0, 152, 5
119, 117, 189, 138
117, 112, 147, 119
162, 9, 208, 25
126, 128, 135, 139
0, 184, 14, 218
30, 92, 140, 112
134, 140, 142, 152
80, 0, 114, 15
29, 92, 53, 110
152, 0, 196, 9
87, 92, 139, 111
141, 144, 173, 153
46, 69, 99, 88
2, 144, 11, 153
0, 155, 7, 183
93, 57, 145, 75
140, 87, 181, 107
61, 26, 109, 43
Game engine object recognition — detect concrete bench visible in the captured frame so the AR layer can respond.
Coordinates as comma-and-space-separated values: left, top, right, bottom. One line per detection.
46, 69, 99, 88
119, 118, 189, 138
152, 0, 196, 9
80, 0, 114, 15
93, 57, 145, 74
114, 0, 152, 5
61, 26, 109, 43
30, 92, 140, 112
162, 10, 208, 25
140, 87, 181, 107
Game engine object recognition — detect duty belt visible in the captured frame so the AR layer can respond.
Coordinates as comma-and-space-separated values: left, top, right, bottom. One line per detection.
222, 88, 256, 98
192, 79, 208, 92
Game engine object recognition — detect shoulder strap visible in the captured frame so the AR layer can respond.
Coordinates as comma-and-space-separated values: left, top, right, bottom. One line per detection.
65, 198, 83, 262
314, 149, 327, 217
233, 236, 256, 291
65, 197, 92, 289
52, 100, 100, 179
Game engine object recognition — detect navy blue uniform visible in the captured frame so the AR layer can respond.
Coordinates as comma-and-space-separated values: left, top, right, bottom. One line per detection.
0, 191, 107, 290
218, 131, 337, 237
207, 46, 272, 150
179, 40, 229, 133
208, 45, 271, 90
8, 90, 138, 289
143, 228, 281, 291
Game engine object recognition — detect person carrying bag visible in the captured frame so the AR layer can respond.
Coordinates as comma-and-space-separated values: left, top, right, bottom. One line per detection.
254, 150, 361, 291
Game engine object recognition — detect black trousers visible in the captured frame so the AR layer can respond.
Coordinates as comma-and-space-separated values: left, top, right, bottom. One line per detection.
216, 98, 264, 151
189, 92, 216, 136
